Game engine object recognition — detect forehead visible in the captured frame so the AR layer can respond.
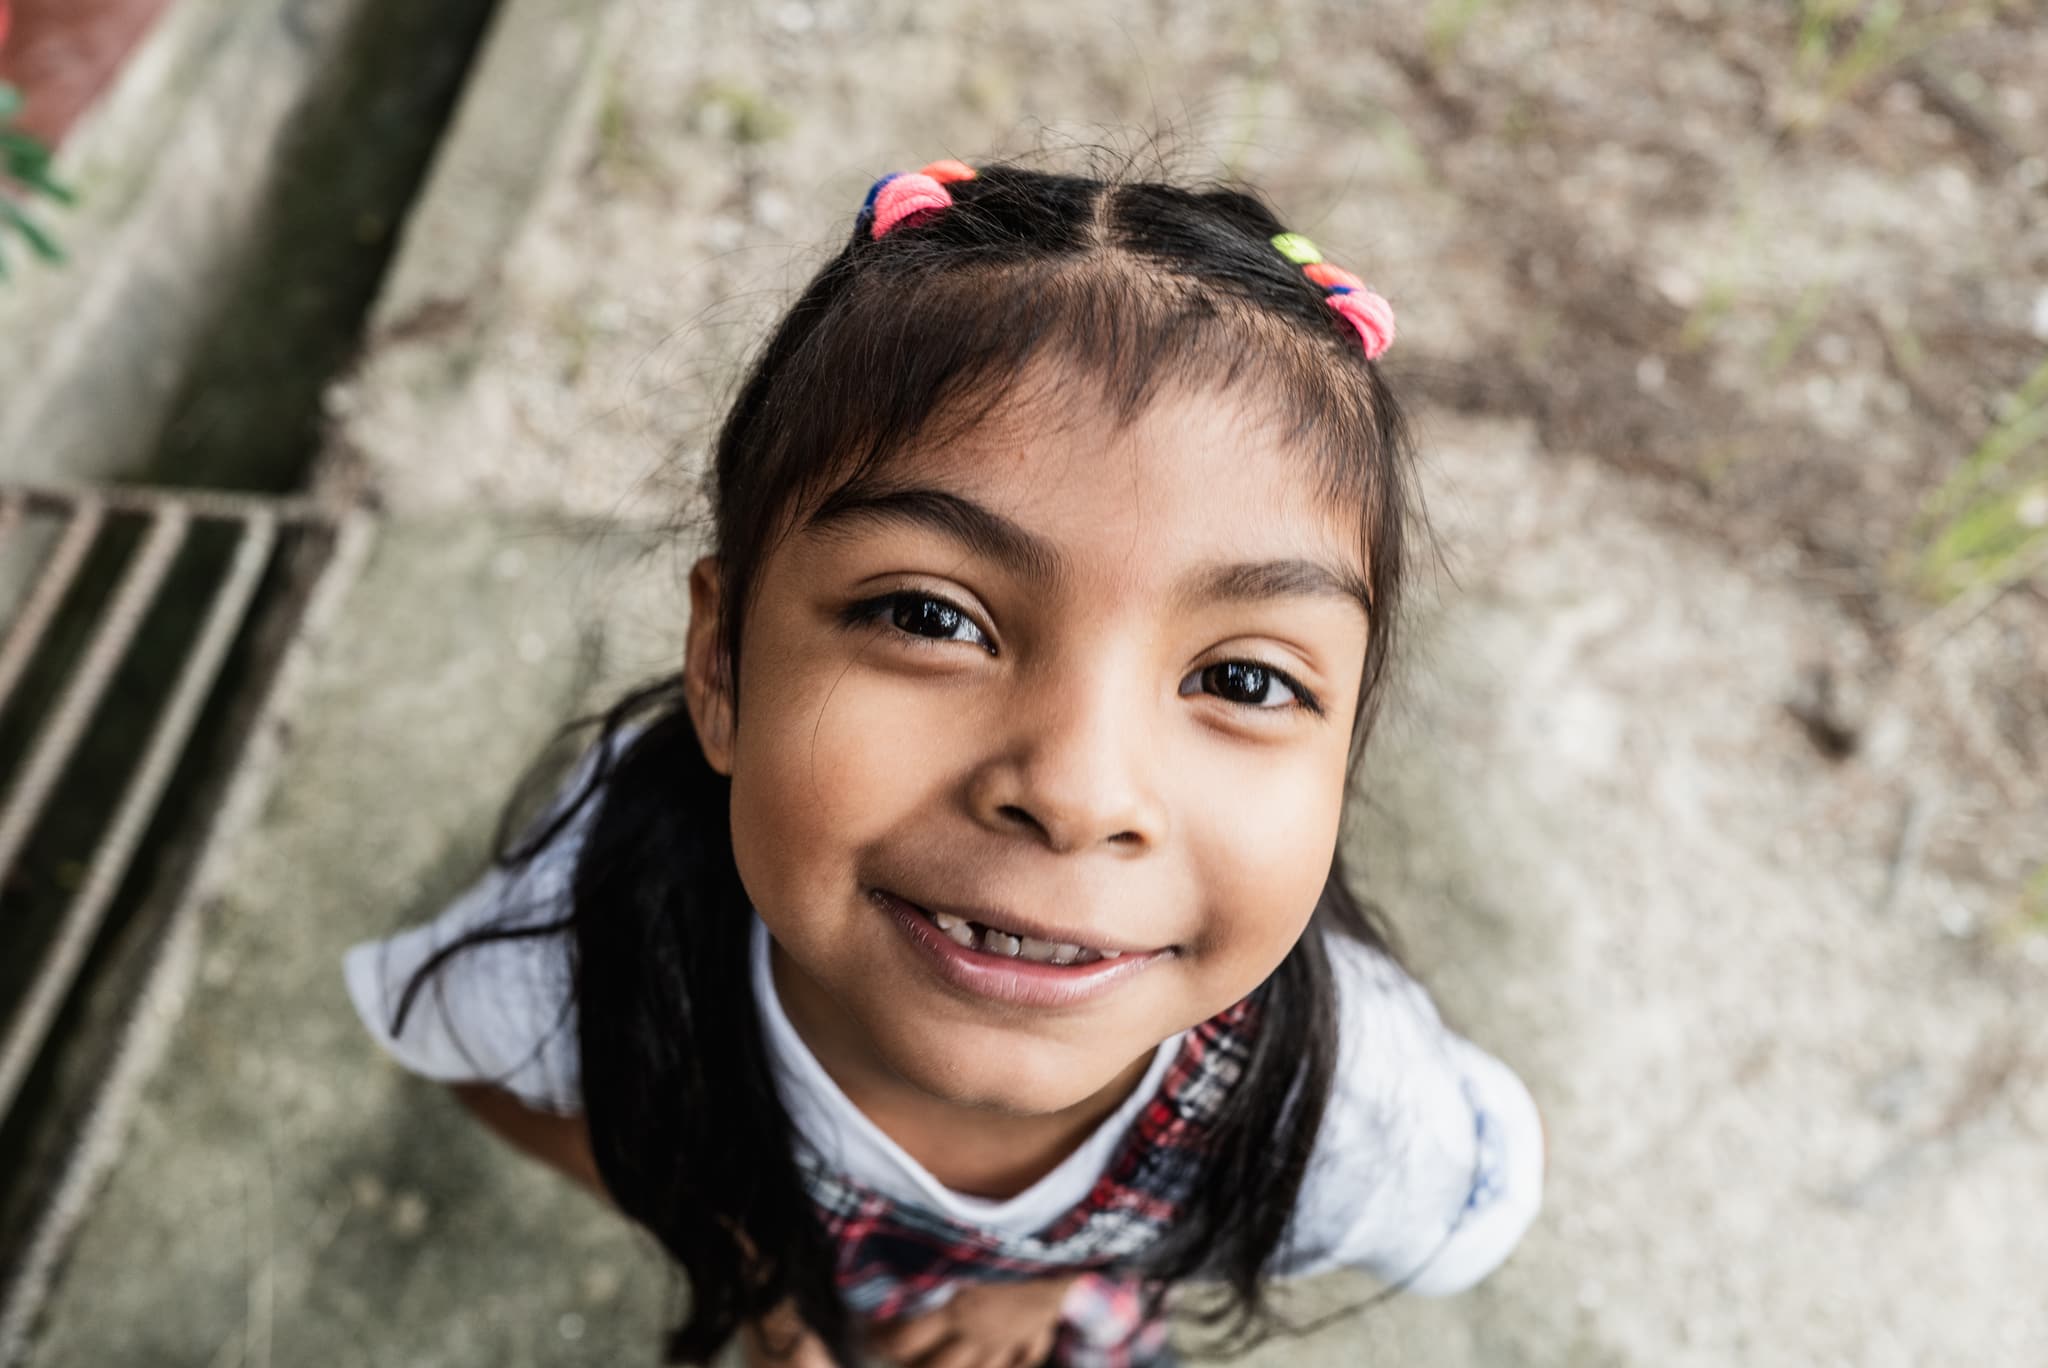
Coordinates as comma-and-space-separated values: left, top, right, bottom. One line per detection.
794, 370, 1368, 609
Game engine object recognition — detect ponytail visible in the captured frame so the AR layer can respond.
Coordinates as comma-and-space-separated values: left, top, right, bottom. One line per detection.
567, 683, 856, 1364
396, 677, 860, 1363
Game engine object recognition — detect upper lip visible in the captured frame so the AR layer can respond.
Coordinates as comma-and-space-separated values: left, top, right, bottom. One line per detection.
884, 889, 1165, 956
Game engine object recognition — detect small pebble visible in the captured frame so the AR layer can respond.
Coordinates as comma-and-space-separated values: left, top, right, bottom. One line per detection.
558, 1312, 586, 1341
390, 1191, 430, 1238
750, 188, 792, 229
583, 1265, 624, 1304
351, 1174, 387, 1210
1654, 266, 1700, 308
1932, 164, 1972, 210
2019, 489, 2048, 530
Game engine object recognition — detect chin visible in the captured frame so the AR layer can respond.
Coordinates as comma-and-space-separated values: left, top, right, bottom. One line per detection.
886, 1018, 1134, 1118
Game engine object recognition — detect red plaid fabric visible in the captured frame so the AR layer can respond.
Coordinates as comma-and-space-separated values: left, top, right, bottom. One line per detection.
801, 997, 1260, 1368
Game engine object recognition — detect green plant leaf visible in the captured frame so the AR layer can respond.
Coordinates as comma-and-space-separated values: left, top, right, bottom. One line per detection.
0, 129, 75, 205
14, 162, 76, 204
0, 84, 23, 123
1910, 353, 2048, 601
1, 128, 53, 170
1, 199, 66, 263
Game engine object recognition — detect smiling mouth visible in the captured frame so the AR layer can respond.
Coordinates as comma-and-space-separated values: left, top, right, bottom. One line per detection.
878, 890, 1155, 967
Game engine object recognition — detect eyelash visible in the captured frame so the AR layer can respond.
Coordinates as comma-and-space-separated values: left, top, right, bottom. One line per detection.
839, 590, 1326, 718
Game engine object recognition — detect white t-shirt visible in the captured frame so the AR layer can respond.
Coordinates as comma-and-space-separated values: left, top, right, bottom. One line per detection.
342, 742, 1544, 1295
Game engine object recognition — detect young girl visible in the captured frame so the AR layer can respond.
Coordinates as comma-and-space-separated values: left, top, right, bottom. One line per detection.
343, 160, 1545, 1368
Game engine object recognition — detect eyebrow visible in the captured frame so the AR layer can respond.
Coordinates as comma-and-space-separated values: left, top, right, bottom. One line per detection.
800, 479, 1373, 620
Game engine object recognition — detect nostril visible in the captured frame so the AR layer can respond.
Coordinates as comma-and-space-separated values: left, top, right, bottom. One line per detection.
997, 804, 1043, 835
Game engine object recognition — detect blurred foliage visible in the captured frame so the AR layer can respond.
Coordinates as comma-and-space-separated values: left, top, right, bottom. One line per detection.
1, 80, 74, 279
1993, 863, 2048, 946
1787, 0, 1996, 130
1425, 0, 1507, 63
1913, 357, 2048, 603
692, 80, 792, 148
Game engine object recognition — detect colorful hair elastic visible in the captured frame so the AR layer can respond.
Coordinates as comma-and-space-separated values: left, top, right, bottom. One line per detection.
1270, 232, 1396, 361
863, 159, 977, 239
858, 167, 1392, 361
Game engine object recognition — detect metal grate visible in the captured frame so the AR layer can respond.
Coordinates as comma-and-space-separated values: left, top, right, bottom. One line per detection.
0, 481, 346, 1124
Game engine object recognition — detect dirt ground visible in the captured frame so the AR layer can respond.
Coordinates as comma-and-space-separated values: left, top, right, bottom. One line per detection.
351, 0, 2048, 829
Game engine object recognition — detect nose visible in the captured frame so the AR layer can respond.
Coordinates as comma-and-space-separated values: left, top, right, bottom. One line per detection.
966, 653, 1168, 855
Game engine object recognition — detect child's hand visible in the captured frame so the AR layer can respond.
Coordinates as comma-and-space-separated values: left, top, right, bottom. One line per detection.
865, 1275, 1077, 1368
739, 1298, 836, 1368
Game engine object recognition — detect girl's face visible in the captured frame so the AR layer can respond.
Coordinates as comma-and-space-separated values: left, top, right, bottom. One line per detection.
685, 369, 1372, 1119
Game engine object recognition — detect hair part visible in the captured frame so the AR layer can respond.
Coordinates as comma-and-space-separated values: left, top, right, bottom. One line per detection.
398, 160, 1426, 1364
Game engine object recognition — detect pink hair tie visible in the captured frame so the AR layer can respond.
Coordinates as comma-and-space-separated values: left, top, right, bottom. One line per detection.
1328, 289, 1396, 360
1270, 232, 1394, 360
870, 173, 954, 239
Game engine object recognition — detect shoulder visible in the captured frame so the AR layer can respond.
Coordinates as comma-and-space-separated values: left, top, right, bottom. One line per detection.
1279, 927, 1546, 1293
340, 721, 643, 1114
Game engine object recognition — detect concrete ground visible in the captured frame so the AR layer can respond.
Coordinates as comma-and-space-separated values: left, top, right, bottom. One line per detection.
19, 515, 685, 1368
18, 0, 2048, 1364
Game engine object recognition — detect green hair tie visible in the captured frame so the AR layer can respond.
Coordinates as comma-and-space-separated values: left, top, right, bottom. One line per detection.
1269, 232, 1323, 265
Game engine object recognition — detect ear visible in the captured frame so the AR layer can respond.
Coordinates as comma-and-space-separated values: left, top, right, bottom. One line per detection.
682, 555, 736, 777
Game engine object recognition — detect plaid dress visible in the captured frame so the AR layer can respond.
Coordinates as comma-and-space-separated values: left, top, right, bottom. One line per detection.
801, 996, 1260, 1368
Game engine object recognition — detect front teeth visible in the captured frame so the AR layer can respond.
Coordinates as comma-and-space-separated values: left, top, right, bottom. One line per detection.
1016, 936, 1059, 963
925, 908, 1103, 964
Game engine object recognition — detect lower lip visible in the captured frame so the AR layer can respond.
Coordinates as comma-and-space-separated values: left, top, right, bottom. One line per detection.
872, 889, 1169, 1009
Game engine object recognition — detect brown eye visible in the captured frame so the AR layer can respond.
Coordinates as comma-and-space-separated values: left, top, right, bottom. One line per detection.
893, 596, 964, 638
1182, 660, 1318, 714
841, 591, 993, 653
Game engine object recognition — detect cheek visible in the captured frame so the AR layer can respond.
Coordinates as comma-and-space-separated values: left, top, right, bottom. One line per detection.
1189, 749, 1346, 966
725, 652, 929, 906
